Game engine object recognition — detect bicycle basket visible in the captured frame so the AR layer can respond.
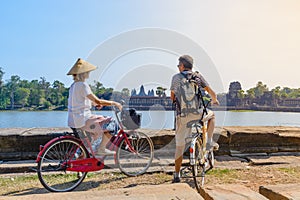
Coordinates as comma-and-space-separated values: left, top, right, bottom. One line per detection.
121, 108, 141, 130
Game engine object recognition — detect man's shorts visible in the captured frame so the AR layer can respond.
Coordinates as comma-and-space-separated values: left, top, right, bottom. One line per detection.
175, 109, 214, 146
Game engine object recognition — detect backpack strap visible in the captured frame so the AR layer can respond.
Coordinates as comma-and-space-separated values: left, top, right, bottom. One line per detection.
198, 87, 208, 116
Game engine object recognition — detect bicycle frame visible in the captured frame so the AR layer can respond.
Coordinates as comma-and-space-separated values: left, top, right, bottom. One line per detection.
35, 134, 105, 172
106, 106, 138, 154
106, 129, 137, 153
189, 122, 208, 166
187, 93, 211, 168
35, 107, 138, 173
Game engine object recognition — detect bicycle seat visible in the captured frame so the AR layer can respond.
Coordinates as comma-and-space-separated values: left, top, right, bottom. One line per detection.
70, 127, 89, 139
186, 120, 203, 128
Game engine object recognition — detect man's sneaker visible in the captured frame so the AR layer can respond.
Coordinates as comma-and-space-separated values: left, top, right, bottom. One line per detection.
206, 141, 219, 151
172, 174, 181, 183
95, 149, 115, 156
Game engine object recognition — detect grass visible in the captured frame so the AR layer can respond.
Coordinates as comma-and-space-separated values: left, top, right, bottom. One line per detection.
0, 174, 41, 196
278, 167, 300, 175
205, 168, 241, 184
1, 167, 299, 196
0, 175, 39, 187
207, 168, 233, 175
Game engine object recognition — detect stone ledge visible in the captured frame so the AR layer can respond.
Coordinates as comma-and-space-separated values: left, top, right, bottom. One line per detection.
0, 126, 300, 160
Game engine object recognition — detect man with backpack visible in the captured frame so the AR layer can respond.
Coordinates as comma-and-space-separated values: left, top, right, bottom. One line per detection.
170, 55, 219, 183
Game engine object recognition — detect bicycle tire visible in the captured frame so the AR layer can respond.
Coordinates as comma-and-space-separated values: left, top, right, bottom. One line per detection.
37, 138, 89, 192
192, 137, 206, 193
207, 150, 215, 170
116, 131, 154, 176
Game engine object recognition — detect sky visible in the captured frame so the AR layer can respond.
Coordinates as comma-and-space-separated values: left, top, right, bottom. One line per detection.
1, 0, 299, 94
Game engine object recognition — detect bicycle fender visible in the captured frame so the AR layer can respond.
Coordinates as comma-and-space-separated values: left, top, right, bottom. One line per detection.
35, 135, 82, 163
189, 137, 198, 165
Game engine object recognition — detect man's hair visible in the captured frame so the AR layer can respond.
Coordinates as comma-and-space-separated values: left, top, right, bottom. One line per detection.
179, 55, 193, 70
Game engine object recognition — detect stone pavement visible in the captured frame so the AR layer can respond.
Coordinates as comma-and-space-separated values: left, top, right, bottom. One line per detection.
260, 184, 300, 200
1, 183, 202, 200
1, 126, 300, 199
1, 154, 300, 199
200, 184, 269, 200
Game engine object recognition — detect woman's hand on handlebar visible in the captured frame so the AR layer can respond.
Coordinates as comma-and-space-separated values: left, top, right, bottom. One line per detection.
113, 102, 123, 111
95, 104, 103, 110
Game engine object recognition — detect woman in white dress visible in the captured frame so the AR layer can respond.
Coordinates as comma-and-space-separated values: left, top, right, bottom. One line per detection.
67, 58, 122, 156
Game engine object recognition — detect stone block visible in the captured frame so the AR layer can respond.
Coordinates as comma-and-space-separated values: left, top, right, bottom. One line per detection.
259, 184, 300, 200
225, 126, 300, 153
201, 184, 268, 200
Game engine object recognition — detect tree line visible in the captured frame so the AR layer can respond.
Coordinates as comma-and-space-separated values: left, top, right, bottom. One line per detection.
1, 67, 300, 110
225, 81, 300, 107
0, 68, 129, 110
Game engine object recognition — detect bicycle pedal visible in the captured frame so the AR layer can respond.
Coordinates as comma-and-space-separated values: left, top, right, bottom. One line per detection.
29, 167, 38, 172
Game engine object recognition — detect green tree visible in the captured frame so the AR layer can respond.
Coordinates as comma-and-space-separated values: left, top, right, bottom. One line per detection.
0, 67, 4, 87
43, 100, 52, 109
156, 87, 167, 97
28, 80, 41, 106
271, 86, 281, 107
19, 79, 30, 88
253, 81, 268, 98
0, 68, 7, 109
90, 81, 106, 97
39, 77, 51, 97
15, 88, 30, 107
121, 88, 130, 97
101, 88, 113, 100
49, 92, 63, 106
6, 75, 20, 109
246, 88, 255, 99
287, 88, 300, 98
51, 80, 65, 106
237, 90, 245, 106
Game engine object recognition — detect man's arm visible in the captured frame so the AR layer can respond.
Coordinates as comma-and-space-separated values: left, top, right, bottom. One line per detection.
204, 86, 219, 105
170, 90, 176, 102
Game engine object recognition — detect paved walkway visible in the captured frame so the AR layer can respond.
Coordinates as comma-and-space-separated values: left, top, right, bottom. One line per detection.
2, 183, 202, 200
1, 154, 300, 200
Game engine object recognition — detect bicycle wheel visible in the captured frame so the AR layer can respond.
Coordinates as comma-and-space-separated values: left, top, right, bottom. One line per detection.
37, 138, 89, 192
116, 131, 154, 176
208, 150, 215, 169
192, 137, 206, 193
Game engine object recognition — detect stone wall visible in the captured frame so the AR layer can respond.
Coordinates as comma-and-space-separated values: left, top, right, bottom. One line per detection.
0, 126, 300, 160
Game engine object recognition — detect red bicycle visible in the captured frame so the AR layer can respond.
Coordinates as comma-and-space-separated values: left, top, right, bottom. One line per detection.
35, 107, 154, 192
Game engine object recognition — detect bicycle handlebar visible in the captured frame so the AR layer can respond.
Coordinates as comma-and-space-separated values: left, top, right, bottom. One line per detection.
111, 105, 124, 130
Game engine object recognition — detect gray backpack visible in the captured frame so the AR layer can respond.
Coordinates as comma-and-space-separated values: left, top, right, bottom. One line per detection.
177, 71, 201, 117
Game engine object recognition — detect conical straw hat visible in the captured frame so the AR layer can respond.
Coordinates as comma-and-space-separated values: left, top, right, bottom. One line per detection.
67, 58, 97, 75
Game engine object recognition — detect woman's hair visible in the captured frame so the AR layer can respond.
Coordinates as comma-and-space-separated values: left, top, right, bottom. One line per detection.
72, 72, 89, 81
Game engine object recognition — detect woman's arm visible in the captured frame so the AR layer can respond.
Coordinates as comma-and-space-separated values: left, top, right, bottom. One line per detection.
87, 93, 122, 110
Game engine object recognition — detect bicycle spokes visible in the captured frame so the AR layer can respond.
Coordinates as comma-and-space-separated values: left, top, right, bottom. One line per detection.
37, 138, 89, 192
116, 132, 154, 176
